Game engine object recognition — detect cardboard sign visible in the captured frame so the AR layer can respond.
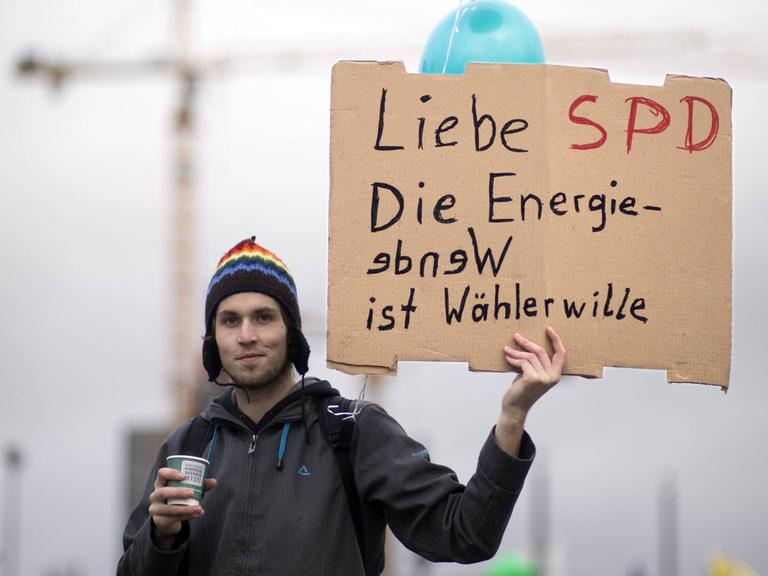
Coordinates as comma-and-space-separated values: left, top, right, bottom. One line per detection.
328, 61, 732, 388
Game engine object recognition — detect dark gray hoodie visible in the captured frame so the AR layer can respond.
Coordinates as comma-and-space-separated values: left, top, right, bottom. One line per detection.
118, 379, 535, 575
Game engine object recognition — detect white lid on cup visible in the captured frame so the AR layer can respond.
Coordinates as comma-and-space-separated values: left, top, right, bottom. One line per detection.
167, 455, 210, 465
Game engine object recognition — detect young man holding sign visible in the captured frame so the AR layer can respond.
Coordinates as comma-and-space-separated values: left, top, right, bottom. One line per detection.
118, 237, 565, 576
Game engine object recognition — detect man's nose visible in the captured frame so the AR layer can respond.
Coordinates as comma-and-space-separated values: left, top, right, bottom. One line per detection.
238, 321, 258, 344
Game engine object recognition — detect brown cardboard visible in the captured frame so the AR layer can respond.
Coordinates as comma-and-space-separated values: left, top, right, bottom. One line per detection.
328, 61, 732, 388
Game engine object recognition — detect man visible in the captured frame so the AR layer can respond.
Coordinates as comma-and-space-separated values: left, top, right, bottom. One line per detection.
118, 237, 566, 575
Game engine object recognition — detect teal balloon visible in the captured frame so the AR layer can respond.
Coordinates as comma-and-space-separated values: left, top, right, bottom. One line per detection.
420, 0, 544, 74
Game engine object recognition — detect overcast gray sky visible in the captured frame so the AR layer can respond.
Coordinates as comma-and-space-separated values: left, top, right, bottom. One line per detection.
0, 1, 766, 575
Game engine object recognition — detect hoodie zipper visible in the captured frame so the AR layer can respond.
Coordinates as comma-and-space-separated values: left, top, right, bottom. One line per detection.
209, 392, 322, 456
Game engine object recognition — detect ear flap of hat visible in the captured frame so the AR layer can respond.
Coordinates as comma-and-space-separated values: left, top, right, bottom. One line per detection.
290, 329, 311, 376
202, 336, 222, 382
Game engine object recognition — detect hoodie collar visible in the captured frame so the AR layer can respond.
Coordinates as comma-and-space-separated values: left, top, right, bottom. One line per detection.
203, 377, 340, 434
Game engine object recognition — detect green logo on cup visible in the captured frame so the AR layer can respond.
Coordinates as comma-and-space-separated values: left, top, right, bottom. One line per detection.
166, 455, 209, 506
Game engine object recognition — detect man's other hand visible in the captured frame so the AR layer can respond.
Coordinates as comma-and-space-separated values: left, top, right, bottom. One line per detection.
148, 467, 218, 551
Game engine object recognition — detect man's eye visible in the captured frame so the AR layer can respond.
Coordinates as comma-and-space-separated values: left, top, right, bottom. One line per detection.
221, 317, 239, 327
256, 313, 273, 323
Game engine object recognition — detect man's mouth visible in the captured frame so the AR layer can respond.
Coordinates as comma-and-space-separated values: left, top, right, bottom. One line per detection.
236, 353, 266, 361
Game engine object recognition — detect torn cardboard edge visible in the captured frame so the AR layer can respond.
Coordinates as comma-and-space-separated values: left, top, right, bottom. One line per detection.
331, 59, 732, 92
327, 360, 397, 376
326, 358, 729, 391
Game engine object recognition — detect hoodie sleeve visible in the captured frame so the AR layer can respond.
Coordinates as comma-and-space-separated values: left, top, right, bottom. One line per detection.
116, 422, 194, 576
354, 403, 535, 564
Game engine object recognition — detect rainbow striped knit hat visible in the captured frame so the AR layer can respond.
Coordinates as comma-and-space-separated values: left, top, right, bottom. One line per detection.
202, 237, 310, 380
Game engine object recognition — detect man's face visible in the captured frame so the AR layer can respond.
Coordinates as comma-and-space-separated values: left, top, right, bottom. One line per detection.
215, 292, 291, 389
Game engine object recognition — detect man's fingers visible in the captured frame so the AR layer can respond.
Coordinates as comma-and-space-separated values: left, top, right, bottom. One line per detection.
546, 326, 567, 372
150, 503, 202, 518
154, 467, 185, 490
504, 359, 535, 384
513, 333, 553, 372
149, 501, 204, 519
546, 326, 566, 353
506, 342, 547, 375
505, 346, 528, 358
504, 347, 533, 370
203, 478, 218, 492
504, 355, 524, 369
150, 485, 196, 505
504, 350, 540, 379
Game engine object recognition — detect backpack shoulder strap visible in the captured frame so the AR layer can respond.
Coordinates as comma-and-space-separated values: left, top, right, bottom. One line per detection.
322, 396, 357, 450
319, 396, 366, 572
176, 415, 215, 576
180, 415, 215, 459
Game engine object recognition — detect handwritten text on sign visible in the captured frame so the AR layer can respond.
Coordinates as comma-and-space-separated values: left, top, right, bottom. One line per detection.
328, 62, 731, 387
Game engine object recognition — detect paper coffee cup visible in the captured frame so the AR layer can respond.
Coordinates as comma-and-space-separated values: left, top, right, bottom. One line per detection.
166, 455, 209, 506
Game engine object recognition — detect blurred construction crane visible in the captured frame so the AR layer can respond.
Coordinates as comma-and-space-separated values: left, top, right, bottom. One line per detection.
13, 0, 368, 424
16, 0, 204, 422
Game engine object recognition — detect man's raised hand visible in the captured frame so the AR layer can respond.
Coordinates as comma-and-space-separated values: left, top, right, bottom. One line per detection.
495, 327, 566, 456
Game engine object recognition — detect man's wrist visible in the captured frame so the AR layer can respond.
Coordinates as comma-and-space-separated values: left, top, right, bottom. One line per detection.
499, 405, 527, 429
152, 521, 180, 551
494, 409, 527, 457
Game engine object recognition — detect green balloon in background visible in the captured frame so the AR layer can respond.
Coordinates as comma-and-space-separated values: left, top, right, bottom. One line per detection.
420, 0, 544, 75
484, 552, 540, 576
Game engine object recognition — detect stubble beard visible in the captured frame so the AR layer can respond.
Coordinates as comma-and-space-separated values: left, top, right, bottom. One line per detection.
225, 355, 293, 394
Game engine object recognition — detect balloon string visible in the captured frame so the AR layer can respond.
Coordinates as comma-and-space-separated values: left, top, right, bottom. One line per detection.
442, 0, 466, 74
326, 375, 369, 421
